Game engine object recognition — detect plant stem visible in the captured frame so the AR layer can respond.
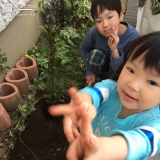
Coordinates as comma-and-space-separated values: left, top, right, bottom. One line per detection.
19, 132, 38, 160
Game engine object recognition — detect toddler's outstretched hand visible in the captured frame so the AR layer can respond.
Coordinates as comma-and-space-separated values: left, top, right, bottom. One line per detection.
48, 87, 96, 142
48, 87, 90, 126
67, 111, 103, 160
67, 111, 128, 160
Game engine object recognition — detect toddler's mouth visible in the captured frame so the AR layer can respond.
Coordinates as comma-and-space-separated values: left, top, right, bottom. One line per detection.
124, 91, 137, 101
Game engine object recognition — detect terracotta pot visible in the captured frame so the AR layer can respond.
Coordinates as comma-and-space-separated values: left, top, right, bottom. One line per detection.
5, 68, 30, 94
16, 56, 38, 81
0, 103, 11, 131
0, 82, 21, 111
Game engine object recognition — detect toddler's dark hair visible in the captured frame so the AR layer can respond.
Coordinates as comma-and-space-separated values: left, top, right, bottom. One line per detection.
111, 31, 160, 80
91, 0, 122, 20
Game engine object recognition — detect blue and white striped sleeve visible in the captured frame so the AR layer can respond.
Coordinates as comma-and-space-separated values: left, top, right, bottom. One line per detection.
109, 126, 160, 160
138, 126, 160, 157
79, 86, 109, 109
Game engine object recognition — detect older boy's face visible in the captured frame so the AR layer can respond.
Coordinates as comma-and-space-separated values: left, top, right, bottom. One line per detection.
94, 6, 121, 37
117, 55, 160, 115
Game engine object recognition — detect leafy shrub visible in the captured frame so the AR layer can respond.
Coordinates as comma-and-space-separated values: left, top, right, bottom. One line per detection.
25, 0, 94, 104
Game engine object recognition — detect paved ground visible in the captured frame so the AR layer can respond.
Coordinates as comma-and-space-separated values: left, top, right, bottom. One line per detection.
148, 154, 160, 160
124, 0, 139, 27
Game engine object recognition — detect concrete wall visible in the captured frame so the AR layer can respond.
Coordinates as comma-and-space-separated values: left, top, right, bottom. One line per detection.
0, 0, 43, 83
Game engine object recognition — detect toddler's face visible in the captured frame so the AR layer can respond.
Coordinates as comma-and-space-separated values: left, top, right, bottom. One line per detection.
94, 6, 121, 37
117, 55, 160, 114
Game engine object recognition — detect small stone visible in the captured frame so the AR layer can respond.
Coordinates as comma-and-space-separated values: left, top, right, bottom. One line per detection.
0, 143, 4, 147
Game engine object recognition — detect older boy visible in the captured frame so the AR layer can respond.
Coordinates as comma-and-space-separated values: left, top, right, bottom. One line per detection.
80, 0, 139, 85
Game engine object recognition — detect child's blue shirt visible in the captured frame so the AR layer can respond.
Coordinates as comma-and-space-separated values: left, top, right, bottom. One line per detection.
79, 79, 160, 160
80, 22, 140, 76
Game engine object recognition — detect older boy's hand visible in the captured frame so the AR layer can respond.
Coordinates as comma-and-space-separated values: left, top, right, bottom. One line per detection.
108, 27, 120, 58
86, 74, 95, 85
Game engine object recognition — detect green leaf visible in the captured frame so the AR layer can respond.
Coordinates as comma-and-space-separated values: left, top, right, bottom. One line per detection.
67, 39, 74, 45
39, 26, 50, 36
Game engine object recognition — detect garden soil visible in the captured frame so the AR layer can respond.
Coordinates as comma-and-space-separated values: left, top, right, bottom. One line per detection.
0, 94, 70, 160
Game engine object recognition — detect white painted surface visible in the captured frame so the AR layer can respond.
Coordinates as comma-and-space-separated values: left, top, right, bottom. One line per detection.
136, 0, 160, 35
136, 7, 144, 33
0, 0, 30, 33
0, 0, 43, 83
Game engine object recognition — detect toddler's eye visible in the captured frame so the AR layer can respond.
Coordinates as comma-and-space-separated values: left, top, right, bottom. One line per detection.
108, 16, 112, 19
147, 80, 157, 86
127, 67, 134, 73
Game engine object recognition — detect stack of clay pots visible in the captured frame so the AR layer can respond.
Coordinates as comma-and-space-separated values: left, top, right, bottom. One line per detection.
0, 56, 38, 131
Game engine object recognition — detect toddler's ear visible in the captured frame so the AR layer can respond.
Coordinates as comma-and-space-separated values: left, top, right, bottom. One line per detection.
120, 11, 124, 21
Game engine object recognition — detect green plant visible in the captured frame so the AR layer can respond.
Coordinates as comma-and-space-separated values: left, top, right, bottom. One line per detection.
25, 0, 93, 104
0, 48, 10, 74
152, 1, 160, 15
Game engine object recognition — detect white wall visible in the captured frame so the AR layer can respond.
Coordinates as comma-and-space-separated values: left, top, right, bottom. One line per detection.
136, 0, 160, 35
0, 0, 44, 83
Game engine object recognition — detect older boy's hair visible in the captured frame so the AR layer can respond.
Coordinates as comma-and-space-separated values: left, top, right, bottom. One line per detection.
91, 0, 122, 20
111, 31, 160, 80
